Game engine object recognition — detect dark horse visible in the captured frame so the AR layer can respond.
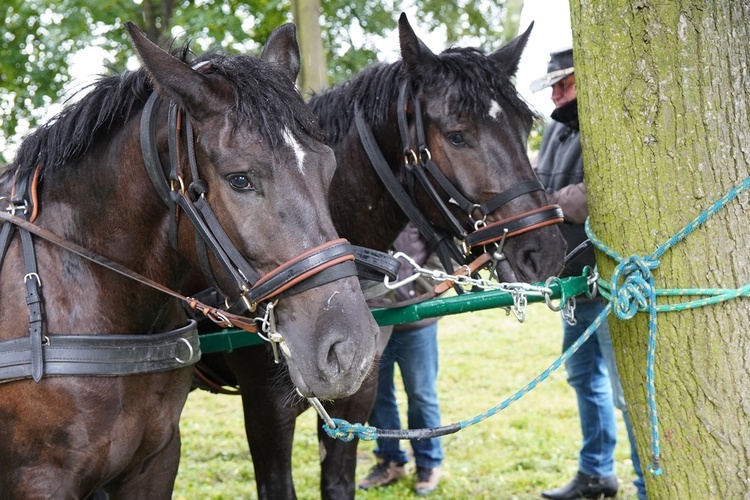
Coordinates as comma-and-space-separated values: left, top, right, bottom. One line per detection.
0, 23, 378, 498
194, 13, 567, 500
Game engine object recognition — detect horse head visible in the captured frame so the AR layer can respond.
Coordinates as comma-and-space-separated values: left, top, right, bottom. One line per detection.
396, 14, 566, 283
128, 24, 378, 400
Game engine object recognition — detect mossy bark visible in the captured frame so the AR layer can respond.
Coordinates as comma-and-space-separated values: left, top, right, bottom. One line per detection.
569, 1, 750, 497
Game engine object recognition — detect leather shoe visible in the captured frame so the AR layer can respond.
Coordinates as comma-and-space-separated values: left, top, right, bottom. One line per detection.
541, 471, 618, 499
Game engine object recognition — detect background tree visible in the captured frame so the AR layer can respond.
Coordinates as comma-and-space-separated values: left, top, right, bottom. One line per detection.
570, 1, 750, 496
1, 0, 522, 163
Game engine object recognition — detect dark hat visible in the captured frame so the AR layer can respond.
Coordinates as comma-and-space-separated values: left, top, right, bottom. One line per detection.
529, 47, 574, 92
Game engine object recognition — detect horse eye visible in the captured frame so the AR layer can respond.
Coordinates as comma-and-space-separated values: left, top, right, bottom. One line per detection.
447, 132, 466, 147
226, 174, 255, 191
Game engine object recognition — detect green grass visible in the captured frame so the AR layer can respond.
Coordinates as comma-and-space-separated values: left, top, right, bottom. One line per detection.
174, 304, 640, 499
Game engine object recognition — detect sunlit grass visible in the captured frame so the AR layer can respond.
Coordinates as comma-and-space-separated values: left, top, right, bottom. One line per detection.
174, 304, 639, 499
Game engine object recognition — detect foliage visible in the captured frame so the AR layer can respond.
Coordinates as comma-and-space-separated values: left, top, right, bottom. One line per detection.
175, 306, 640, 499
1, 0, 521, 164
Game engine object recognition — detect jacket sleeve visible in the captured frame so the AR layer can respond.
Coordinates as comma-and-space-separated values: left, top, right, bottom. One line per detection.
548, 182, 588, 224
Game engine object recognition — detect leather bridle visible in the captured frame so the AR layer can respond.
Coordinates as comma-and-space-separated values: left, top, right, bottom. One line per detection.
139, 91, 363, 314
355, 81, 564, 278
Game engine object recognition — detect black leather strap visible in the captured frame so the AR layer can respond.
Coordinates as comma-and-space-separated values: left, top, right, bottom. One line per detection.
353, 246, 400, 282
140, 92, 172, 207
0, 320, 200, 383
479, 179, 544, 215
19, 227, 45, 382
242, 240, 357, 305
465, 205, 564, 248
354, 104, 465, 276
396, 84, 469, 238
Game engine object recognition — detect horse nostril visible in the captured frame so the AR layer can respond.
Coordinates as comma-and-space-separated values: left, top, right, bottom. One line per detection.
322, 337, 355, 376
522, 247, 541, 277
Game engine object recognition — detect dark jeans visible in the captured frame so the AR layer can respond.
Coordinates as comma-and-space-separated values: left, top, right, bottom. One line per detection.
563, 299, 646, 499
369, 322, 443, 468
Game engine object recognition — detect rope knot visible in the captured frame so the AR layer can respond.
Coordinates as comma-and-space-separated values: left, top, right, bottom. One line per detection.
610, 254, 659, 320
323, 418, 378, 442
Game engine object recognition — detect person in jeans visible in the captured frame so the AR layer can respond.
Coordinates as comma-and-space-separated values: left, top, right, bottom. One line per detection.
358, 223, 444, 496
531, 47, 647, 500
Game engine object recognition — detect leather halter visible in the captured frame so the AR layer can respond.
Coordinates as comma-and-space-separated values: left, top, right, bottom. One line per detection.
356, 81, 564, 274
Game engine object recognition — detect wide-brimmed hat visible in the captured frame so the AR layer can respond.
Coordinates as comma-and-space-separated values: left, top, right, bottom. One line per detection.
529, 47, 574, 92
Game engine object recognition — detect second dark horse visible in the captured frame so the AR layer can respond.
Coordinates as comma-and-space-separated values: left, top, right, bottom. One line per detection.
196, 14, 567, 499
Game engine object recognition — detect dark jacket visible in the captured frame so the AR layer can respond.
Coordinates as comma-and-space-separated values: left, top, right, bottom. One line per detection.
392, 224, 440, 331
535, 99, 595, 278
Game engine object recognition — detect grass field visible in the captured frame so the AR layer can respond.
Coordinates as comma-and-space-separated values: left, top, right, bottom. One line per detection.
173, 303, 640, 499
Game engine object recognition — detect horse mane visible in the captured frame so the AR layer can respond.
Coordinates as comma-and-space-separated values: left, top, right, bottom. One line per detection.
10, 42, 323, 180
308, 45, 537, 147
308, 63, 402, 146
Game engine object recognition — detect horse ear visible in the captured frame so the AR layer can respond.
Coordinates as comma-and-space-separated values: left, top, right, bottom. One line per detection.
490, 22, 533, 77
126, 22, 230, 119
398, 13, 437, 76
259, 23, 301, 83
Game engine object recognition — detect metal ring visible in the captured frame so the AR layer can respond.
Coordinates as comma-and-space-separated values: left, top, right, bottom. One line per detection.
544, 276, 563, 311
404, 149, 419, 165
170, 175, 186, 193
474, 218, 487, 230
584, 266, 599, 298
174, 337, 195, 364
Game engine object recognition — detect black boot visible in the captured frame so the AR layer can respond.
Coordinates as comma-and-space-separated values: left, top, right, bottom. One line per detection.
541, 471, 618, 499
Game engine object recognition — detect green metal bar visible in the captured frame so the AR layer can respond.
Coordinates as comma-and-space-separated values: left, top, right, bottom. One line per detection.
198, 276, 590, 354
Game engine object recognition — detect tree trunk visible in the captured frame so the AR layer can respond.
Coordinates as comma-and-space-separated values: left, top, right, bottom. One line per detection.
291, 0, 329, 97
503, 0, 524, 39
570, 1, 750, 497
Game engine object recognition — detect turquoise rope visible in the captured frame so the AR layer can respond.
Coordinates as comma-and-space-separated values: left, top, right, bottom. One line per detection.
585, 174, 750, 476
325, 175, 750, 480
324, 303, 609, 441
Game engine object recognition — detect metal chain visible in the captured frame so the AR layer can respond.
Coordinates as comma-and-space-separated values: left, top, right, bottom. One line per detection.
385, 252, 576, 321
387, 252, 554, 295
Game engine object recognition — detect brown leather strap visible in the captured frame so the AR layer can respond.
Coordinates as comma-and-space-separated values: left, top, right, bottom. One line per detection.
0, 211, 255, 331
433, 252, 494, 296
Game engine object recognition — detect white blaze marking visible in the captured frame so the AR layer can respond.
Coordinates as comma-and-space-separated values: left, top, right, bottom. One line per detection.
488, 100, 503, 120
283, 128, 306, 173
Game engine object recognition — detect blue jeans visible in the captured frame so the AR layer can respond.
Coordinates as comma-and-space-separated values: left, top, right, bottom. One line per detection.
564, 299, 647, 500
369, 322, 443, 469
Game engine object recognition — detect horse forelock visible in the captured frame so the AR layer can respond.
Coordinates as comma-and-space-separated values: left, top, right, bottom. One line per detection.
197, 52, 325, 152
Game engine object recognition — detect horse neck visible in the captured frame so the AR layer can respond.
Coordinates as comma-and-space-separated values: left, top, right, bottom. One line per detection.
327, 105, 411, 252
0, 126, 187, 336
